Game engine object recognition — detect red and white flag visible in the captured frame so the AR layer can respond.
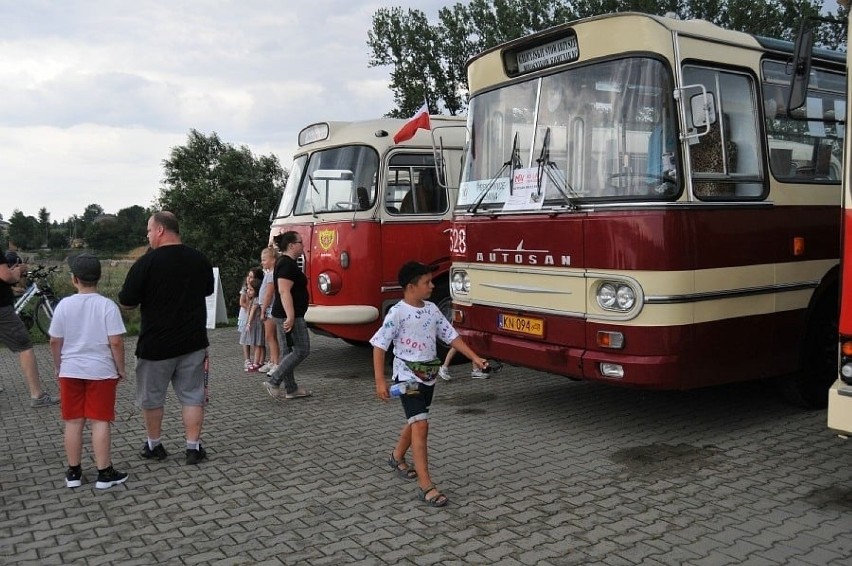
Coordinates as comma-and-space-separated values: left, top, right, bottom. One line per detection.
393, 102, 431, 144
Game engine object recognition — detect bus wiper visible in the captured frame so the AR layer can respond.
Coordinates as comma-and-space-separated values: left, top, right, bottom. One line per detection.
306, 174, 320, 218
468, 131, 521, 214
536, 127, 579, 210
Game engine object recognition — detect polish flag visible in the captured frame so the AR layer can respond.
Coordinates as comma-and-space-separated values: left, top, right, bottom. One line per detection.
393, 102, 431, 144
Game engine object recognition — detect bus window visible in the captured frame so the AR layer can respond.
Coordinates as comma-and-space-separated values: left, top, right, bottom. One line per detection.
762, 60, 844, 184
294, 145, 379, 215
683, 67, 762, 199
387, 154, 447, 215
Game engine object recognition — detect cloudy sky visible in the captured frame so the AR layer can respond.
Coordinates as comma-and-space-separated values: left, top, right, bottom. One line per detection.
0, 0, 447, 222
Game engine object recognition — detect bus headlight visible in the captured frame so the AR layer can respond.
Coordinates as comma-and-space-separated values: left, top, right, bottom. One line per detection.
451, 270, 470, 294
317, 271, 342, 295
597, 282, 636, 312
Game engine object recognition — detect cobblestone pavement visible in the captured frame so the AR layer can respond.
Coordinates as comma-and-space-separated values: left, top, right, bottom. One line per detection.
1, 328, 851, 565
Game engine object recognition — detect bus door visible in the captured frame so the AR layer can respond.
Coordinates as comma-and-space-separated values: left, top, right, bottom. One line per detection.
381, 152, 454, 312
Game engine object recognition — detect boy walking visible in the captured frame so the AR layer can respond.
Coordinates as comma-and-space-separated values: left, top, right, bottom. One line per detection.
370, 261, 487, 507
49, 253, 128, 489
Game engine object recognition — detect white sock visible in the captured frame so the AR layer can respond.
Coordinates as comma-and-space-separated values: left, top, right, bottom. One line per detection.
147, 438, 161, 450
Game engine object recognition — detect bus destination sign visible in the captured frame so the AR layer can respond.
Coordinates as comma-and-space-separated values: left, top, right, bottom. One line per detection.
515, 34, 579, 74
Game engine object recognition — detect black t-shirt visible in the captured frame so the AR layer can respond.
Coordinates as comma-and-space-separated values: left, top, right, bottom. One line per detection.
118, 244, 214, 360
0, 249, 13, 308
271, 255, 309, 319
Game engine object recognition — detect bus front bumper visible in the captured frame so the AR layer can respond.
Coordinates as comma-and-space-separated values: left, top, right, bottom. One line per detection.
305, 305, 379, 325
828, 379, 852, 437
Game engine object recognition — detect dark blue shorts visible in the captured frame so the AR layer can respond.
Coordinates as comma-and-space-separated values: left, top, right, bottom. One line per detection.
398, 381, 434, 423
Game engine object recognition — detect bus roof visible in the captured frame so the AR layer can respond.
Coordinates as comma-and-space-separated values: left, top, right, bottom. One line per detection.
466, 11, 844, 71
296, 115, 466, 152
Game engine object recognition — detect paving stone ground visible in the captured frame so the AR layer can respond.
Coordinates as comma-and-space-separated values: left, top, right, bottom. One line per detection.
1, 328, 851, 565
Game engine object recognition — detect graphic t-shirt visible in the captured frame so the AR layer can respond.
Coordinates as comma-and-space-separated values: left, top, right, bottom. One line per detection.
369, 300, 458, 385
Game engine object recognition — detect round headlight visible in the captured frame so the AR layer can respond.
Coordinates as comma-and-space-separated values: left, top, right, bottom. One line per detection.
616, 285, 635, 310
598, 283, 617, 309
452, 271, 470, 294
318, 273, 333, 295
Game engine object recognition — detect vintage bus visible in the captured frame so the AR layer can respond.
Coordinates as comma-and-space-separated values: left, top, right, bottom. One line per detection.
270, 117, 465, 347
449, 12, 846, 407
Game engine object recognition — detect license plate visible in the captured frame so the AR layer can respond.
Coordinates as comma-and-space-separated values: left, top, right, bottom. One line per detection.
498, 313, 544, 337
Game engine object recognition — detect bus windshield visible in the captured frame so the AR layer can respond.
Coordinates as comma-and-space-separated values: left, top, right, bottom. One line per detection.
275, 154, 307, 218
459, 57, 678, 210
294, 145, 379, 215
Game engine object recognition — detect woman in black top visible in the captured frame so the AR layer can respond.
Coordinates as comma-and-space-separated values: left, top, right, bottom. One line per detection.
263, 231, 312, 400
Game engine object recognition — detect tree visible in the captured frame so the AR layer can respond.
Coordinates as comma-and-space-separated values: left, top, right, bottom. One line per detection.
158, 129, 287, 314
368, 0, 842, 117
7, 210, 41, 250
37, 207, 50, 248
116, 205, 150, 250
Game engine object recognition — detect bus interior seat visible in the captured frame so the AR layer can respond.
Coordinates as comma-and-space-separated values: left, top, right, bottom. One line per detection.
356, 186, 370, 210
690, 113, 738, 198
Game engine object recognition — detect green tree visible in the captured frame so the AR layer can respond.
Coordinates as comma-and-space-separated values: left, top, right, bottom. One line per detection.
369, 0, 842, 117
116, 205, 150, 250
7, 210, 40, 250
37, 207, 50, 248
157, 129, 287, 314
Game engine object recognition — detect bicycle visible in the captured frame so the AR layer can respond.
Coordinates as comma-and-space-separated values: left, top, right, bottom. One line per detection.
13, 265, 61, 336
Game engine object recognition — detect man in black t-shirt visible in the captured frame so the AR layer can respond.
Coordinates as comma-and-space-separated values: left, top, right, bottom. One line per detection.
0, 248, 60, 407
119, 212, 214, 465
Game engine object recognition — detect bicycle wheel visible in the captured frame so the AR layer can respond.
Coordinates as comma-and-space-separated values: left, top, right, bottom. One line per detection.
34, 296, 58, 336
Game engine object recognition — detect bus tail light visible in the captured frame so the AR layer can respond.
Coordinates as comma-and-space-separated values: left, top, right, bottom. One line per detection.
317, 271, 342, 295
597, 331, 624, 349
600, 363, 624, 379
841, 339, 852, 385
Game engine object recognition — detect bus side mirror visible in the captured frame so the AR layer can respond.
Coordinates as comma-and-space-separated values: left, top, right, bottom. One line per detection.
690, 92, 717, 128
788, 25, 813, 112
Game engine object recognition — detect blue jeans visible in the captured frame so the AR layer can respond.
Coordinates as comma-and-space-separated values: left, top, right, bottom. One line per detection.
268, 317, 310, 393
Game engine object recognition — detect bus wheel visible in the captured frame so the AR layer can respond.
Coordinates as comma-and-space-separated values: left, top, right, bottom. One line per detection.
781, 292, 838, 409
342, 339, 370, 348
434, 279, 463, 365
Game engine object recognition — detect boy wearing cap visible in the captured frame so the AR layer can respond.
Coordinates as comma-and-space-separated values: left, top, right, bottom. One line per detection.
49, 253, 128, 489
370, 261, 487, 507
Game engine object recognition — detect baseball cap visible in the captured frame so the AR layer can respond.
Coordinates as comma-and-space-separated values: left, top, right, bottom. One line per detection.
68, 253, 101, 283
398, 261, 437, 288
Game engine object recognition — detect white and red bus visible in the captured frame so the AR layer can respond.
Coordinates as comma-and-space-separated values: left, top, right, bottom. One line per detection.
270, 117, 465, 347
449, 12, 845, 406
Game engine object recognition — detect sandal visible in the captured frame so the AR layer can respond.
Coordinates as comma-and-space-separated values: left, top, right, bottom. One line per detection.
387, 453, 417, 480
417, 484, 449, 507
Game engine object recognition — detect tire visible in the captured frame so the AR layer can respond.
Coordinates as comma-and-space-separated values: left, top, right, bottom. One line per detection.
342, 339, 370, 348
34, 296, 58, 337
781, 290, 838, 409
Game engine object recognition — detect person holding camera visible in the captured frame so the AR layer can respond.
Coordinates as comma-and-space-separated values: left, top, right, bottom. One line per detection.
0, 248, 60, 407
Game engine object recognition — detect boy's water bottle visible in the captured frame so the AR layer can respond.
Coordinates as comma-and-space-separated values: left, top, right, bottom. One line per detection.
389, 381, 421, 397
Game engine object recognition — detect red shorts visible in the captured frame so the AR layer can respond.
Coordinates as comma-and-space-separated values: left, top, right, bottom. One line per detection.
59, 378, 118, 422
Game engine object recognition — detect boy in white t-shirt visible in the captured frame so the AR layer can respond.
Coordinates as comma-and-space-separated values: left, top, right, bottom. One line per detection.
370, 261, 487, 508
49, 254, 128, 489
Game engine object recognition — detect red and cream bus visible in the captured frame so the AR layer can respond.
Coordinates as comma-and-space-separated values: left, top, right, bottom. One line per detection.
270, 117, 465, 346
449, 12, 845, 407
